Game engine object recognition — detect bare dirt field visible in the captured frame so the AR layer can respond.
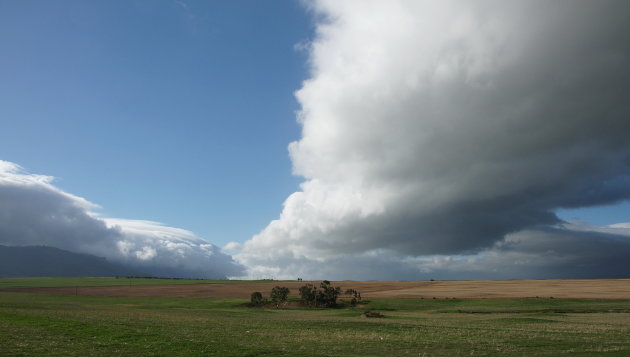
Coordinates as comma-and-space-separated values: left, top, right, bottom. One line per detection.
5, 279, 630, 299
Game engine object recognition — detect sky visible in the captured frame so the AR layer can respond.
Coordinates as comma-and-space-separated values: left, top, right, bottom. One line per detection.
0, 0, 309, 246
1, 0, 630, 280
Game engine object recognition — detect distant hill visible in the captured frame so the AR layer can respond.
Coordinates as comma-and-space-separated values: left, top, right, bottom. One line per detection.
0, 245, 140, 277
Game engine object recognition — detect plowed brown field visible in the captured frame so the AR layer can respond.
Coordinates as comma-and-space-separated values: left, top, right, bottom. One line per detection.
5, 279, 630, 299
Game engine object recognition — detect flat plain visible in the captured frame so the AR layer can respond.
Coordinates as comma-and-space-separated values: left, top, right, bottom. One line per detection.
1, 277, 630, 356
3, 278, 629, 299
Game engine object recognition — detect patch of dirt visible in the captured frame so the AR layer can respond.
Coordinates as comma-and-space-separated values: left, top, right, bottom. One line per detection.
362, 311, 385, 318
3, 279, 630, 299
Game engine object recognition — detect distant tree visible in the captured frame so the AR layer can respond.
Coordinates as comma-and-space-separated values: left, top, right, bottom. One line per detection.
270, 286, 290, 307
250, 291, 264, 306
317, 280, 341, 307
344, 288, 362, 306
299, 283, 318, 306
298, 281, 347, 307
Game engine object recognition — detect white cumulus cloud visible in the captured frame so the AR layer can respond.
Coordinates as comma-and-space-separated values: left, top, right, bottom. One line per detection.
0, 160, 244, 278
235, 0, 630, 279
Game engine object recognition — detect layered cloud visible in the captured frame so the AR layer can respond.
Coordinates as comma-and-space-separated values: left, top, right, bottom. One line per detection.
233, 0, 630, 279
0, 160, 244, 278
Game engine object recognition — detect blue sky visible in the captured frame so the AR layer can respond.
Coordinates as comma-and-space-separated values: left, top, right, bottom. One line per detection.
556, 202, 630, 226
1, 1, 629, 280
0, 0, 312, 247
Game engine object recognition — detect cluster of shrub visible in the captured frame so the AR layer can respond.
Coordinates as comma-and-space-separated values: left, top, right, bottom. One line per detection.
250, 280, 362, 308
250, 286, 290, 307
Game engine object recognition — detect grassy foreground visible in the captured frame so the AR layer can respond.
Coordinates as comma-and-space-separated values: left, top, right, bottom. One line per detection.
2, 292, 630, 356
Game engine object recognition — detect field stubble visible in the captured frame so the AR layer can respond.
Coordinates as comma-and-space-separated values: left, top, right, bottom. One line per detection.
3, 278, 630, 299
1, 278, 630, 356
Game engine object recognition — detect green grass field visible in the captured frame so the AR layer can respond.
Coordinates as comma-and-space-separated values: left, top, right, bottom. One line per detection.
2, 288, 630, 356
0, 277, 269, 289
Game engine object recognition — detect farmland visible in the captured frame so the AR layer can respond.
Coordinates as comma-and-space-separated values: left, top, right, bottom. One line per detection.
1, 278, 630, 356
3, 278, 630, 299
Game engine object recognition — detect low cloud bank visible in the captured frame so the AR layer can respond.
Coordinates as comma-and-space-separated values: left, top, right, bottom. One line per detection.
0, 161, 244, 278
232, 0, 630, 279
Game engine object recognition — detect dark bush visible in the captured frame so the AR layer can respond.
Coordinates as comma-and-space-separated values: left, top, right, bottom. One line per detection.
250, 291, 264, 306
270, 286, 290, 307
298, 280, 344, 307
318, 280, 341, 307
299, 283, 318, 307
344, 288, 362, 306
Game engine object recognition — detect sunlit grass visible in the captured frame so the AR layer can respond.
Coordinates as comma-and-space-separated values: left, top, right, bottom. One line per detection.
1, 292, 630, 356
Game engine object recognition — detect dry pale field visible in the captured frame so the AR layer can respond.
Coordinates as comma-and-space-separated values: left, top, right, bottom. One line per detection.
7, 279, 630, 299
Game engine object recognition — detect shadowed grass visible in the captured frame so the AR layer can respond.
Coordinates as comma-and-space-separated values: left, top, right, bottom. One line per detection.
364, 297, 630, 313
0, 277, 275, 289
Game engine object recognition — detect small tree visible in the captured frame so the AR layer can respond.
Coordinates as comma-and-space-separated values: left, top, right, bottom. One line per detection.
250, 291, 264, 306
299, 283, 318, 306
270, 286, 290, 307
317, 280, 341, 307
344, 288, 362, 306
298, 281, 348, 307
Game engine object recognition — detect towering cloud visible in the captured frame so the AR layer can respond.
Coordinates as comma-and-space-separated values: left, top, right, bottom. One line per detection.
0, 161, 244, 278
233, 0, 630, 279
